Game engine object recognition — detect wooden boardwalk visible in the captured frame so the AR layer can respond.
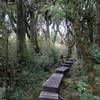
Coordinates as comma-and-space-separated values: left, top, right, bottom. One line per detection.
39, 91, 58, 100
39, 58, 75, 100
42, 73, 64, 92
55, 67, 69, 74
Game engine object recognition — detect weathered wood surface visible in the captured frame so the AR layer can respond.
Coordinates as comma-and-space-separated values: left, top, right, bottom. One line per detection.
64, 61, 73, 64
63, 57, 75, 61
63, 64, 71, 67
39, 58, 75, 100
39, 91, 58, 100
68, 58, 75, 61
42, 73, 64, 92
55, 67, 69, 74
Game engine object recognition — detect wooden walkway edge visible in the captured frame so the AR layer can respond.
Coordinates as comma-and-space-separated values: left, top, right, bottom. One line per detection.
39, 58, 75, 100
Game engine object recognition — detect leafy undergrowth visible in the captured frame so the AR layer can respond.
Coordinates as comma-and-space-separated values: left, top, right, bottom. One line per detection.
61, 64, 100, 100
0, 88, 5, 100
21, 42, 67, 100
4, 36, 68, 100
60, 47, 100, 100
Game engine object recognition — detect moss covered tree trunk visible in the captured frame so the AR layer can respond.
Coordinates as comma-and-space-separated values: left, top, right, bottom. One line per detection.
74, 16, 92, 71
87, 21, 94, 43
29, 0, 39, 53
30, 15, 39, 53
95, 1, 100, 46
46, 20, 50, 42
16, 0, 26, 63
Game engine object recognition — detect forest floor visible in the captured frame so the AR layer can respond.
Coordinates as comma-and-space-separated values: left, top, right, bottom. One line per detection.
22, 62, 60, 100
60, 60, 100, 100
22, 58, 100, 100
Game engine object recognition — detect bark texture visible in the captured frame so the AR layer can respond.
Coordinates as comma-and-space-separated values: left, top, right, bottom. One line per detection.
16, 0, 26, 63
95, 2, 100, 46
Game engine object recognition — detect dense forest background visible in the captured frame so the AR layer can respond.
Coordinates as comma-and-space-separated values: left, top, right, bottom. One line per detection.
0, 0, 100, 100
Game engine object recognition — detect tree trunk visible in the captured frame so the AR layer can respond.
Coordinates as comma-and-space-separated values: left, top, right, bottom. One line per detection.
46, 20, 50, 42
74, 16, 90, 62
44, 10, 51, 43
0, 0, 2, 7
87, 22, 94, 43
74, 15, 94, 74
30, 19, 39, 53
16, 0, 26, 63
29, 1, 39, 53
95, 2, 100, 46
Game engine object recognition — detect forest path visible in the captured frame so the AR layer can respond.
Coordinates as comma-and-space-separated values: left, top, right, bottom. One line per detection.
39, 58, 75, 100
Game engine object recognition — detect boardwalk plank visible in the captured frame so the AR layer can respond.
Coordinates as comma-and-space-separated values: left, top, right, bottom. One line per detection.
55, 67, 69, 74
42, 73, 63, 92
64, 61, 73, 65
63, 64, 71, 67
39, 91, 58, 100
68, 58, 75, 61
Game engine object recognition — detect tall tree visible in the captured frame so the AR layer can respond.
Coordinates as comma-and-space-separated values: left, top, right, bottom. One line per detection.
95, 0, 100, 46
44, 10, 51, 42
29, 0, 39, 53
16, 0, 26, 63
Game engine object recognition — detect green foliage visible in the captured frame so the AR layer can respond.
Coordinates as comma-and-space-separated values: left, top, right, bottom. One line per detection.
6, 36, 64, 100
0, 1, 98, 100
75, 81, 100, 100
40, 4, 65, 21
0, 88, 5, 100
75, 81, 87, 93
64, 2, 75, 15
95, 76, 100, 81
51, 5, 65, 20
89, 46, 100, 63
80, 93, 100, 100
11, 88, 23, 100
93, 64, 100, 70
8, 34, 17, 64
30, 87, 42, 100
79, 76, 89, 83
0, 9, 5, 24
